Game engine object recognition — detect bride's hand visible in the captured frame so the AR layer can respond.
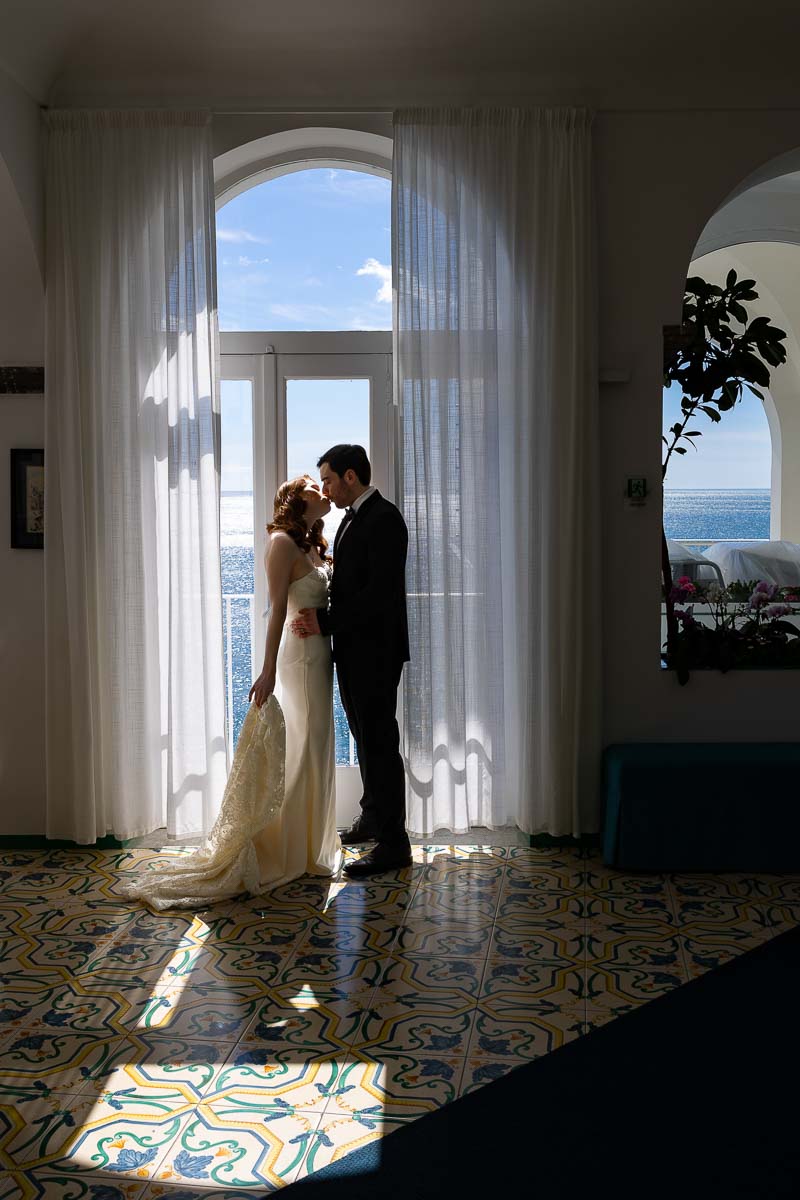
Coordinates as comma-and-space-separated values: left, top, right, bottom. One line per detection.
249, 669, 276, 708
291, 608, 321, 638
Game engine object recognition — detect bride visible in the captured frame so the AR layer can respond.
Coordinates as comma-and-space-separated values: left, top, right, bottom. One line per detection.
122, 475, 341, 910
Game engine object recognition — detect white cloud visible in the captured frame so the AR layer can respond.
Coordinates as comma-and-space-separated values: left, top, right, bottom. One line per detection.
323, 169, 390, 203
217, 228, 270, 245
237, 255, 270, 266
269, 302, 335, 323
356, 258, 391, 303
348, 317, 390, 331
303, 276, 323, 288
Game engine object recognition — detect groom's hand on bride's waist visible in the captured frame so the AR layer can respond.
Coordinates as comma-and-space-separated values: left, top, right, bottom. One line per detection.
291, 608, 320, 638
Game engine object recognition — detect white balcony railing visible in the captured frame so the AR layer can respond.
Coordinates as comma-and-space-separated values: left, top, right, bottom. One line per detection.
223, 593, 257, 752
673, 537, 767, 549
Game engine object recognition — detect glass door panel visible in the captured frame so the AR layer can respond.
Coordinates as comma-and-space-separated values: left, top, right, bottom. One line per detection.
285, 376, 371, 770
219, 339, 393, 827
220, 374, 256, 749
278, 352, 392, 825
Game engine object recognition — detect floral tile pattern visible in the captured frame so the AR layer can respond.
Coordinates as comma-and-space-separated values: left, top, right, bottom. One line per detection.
0, 841, 796, 1192
459, 1055, 522, 1096
240, 989, 363, 1054
321, 1052, 462, 1119
130, 986, 263, 1044
0, 1088, 191, 1183
0, 1032, 138, 1094
207, 1048, 344, 1114
2, 1173, 148, 1198
155, 1097, 322, 1191
79, 1034, 233, 1104
291, 1113, 407, 1181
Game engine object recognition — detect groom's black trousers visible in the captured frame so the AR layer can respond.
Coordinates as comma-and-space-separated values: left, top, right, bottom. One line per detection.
335, 656, 408, 849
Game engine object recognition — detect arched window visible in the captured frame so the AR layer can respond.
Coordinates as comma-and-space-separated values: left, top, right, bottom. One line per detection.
217, 167, 391, 332
214, 134, 394, 824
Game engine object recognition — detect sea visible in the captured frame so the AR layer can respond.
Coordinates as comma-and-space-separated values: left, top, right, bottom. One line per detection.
221, 489, 772, 744
662, 489, 770, 543
221, 492, 353, 757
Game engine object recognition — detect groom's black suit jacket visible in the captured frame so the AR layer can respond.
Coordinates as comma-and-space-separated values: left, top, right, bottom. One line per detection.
317, 490, 409, 672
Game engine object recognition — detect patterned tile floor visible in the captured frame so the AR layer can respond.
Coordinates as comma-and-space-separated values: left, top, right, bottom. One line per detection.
1, 843, 798, 1198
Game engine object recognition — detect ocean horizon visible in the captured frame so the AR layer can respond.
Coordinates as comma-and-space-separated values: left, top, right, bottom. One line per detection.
219, 488, 772, 745
220, 487, 773, 550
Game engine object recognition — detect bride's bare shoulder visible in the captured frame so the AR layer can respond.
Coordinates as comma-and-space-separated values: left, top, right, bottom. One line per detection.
267, 530, 296, 552
265, 531, 301, 568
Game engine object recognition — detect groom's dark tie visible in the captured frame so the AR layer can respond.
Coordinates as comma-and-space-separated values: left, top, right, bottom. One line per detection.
334, 506, 355, 553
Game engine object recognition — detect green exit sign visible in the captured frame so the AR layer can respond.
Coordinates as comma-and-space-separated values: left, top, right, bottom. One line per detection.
626, 477, 647, 503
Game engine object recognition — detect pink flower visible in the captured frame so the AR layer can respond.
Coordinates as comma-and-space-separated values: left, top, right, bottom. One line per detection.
670, 577, 696, 603
765, 603, 791, 619
676, 605, 696, 628
749, 581, 778, 609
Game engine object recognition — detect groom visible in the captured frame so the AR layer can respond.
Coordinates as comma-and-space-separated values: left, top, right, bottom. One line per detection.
291, 444, 412, 878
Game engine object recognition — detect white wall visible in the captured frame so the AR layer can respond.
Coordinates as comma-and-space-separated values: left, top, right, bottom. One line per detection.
5, 101, 800, 836
0, 393, 45, 832
595, 110, 800, 744
0, 67, 44, 273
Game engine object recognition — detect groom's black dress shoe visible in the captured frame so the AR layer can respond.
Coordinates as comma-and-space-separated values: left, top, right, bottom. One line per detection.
339, 821, 378, 846
343, 843, 413, 878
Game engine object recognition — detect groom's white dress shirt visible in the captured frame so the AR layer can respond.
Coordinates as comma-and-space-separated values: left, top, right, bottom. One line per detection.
337, 485, 375, 544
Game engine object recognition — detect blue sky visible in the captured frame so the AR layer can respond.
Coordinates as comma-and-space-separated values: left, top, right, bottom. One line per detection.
217, 168, 391, 332
662, 382, 771, 488
218, 169, 384, 506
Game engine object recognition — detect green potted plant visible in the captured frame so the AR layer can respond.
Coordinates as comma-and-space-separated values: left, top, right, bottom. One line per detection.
662, 271, 788, 683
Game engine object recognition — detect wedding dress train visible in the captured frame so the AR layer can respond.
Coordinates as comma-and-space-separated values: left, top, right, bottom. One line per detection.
121, 565, 340, 910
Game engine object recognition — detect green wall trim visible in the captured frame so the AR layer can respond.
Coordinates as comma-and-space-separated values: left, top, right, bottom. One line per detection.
0, 835, 131, 849
528, 832, 600, 850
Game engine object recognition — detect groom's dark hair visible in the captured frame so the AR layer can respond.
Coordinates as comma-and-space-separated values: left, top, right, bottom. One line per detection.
317, 444, 371, 486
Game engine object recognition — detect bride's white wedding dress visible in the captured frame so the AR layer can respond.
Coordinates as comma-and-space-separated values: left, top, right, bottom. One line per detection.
122, 564, 340, 911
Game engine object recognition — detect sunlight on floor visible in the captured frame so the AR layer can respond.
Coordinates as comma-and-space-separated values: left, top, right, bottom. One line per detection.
1, 841, 797, 1194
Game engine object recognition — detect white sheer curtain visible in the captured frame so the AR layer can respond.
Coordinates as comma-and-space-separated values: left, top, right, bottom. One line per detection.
394, 107, 600, 837
44, 110, 227, 842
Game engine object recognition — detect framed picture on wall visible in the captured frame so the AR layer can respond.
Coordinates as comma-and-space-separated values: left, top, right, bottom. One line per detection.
10, 448, 44, 549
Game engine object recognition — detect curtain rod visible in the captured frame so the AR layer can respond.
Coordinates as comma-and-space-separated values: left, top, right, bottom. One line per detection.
40, 105, 800, 116
214, 106, 800, 115
212, 108, 394, 115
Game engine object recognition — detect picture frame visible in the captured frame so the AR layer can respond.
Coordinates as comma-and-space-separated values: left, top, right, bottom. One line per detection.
10, 448, 44, 549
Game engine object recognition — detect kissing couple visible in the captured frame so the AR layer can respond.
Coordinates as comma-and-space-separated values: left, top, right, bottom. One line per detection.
124, 444, 411, 911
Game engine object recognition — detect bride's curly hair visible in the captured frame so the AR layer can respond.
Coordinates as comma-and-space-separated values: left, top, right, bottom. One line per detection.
267, 475, 330, 561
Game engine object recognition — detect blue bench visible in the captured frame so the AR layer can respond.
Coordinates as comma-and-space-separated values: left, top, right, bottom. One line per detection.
602, 742, 800, 871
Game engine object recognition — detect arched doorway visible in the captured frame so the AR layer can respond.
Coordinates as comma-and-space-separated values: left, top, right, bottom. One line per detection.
661, 152, 800, 662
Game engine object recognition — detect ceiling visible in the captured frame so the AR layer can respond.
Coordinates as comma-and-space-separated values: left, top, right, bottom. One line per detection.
3, 0, 800, 110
